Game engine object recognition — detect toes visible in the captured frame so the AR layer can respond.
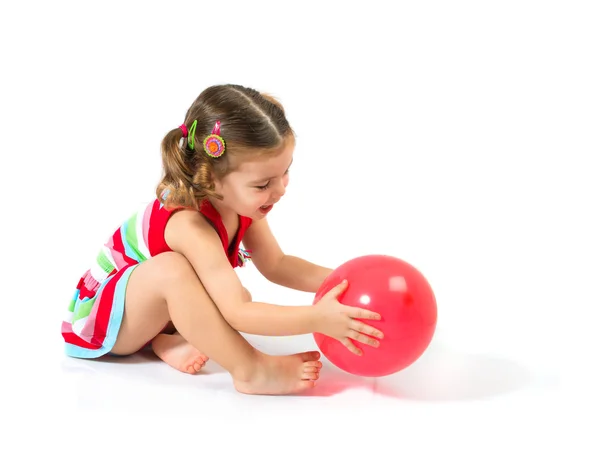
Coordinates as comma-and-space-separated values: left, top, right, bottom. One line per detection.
302, 372, 319, 380
186, 357, 207, 374
301, 360, 322, 380
195, 357, 208, 372
304, 360, 322, 368
302, 364, 320, 380
299, 351, 321, 362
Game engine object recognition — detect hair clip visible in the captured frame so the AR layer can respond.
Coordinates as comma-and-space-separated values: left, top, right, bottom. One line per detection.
187, 120, 198, 150
203, 121, 226, 158
179, 124, 188, 138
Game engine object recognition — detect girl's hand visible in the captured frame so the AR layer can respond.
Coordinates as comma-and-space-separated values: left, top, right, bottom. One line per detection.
313, 279, 384, 356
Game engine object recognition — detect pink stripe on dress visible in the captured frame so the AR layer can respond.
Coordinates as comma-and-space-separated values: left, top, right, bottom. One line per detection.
76, 280, 109, 345
105, 236, 130, 270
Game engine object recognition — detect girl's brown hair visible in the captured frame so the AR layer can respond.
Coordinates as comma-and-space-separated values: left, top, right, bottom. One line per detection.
156, 84, 294, 210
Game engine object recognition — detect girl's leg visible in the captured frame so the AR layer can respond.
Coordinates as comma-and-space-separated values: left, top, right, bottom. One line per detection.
111, 252, 321, 394
150, 286, 254, 374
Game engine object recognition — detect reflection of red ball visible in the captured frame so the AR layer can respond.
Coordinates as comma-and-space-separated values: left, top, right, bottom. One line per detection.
313, 255, 437, 377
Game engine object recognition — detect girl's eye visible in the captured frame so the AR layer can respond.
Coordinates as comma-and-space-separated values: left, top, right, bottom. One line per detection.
255, 170, 289, 190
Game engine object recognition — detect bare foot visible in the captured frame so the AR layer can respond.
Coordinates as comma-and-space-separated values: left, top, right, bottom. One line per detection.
151, 332, 209, 374
233, 351, 322, 395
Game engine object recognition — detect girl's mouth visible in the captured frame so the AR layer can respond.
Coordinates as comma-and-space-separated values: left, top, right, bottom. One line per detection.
259, 204, 273, 214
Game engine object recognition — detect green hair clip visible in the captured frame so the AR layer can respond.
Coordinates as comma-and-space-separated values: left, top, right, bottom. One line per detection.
187, 120, 198, 150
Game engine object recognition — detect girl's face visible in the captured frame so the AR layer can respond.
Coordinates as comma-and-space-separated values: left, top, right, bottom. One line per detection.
214, 140, 294, 220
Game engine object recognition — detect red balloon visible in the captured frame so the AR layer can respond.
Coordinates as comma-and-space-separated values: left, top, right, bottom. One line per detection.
313, 255, 437, 377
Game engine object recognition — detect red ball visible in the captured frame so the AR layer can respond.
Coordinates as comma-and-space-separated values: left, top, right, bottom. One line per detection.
313, 255, 437, 377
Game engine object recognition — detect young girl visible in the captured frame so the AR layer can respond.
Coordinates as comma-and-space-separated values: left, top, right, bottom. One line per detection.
62, 84, 384, 395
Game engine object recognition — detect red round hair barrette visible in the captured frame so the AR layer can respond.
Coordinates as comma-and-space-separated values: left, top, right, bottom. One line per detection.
203, 121, 226, 158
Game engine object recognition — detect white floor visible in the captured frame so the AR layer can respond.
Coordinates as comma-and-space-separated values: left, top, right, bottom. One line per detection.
5, 313, 597, 466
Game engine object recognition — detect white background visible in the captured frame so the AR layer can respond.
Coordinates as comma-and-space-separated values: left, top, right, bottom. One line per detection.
1, 0, 599, 465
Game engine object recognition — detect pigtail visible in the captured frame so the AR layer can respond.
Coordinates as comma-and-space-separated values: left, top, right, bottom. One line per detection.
191, 161, 221, 201
156, 126, 224, 210
156, 128, 201, 209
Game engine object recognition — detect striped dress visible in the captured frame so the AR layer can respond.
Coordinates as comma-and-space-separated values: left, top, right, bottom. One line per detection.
61, 197, 253, 358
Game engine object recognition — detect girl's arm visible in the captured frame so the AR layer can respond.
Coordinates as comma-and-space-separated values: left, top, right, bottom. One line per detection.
165, 209, 319, 336
241, 218, 333, 293
165, 210, 383, 353
261, 254, 332, 293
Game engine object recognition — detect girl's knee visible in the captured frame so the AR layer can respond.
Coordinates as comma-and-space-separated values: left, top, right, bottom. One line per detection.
155, 252, 197, 284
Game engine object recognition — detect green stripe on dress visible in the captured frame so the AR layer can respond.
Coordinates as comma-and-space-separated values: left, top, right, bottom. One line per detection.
96, 250, 116, 274
73, 297, 95, 322
125, 212, 147, 261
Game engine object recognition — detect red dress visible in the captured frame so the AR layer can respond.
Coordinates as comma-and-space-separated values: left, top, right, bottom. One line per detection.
62, 197, 253, 358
